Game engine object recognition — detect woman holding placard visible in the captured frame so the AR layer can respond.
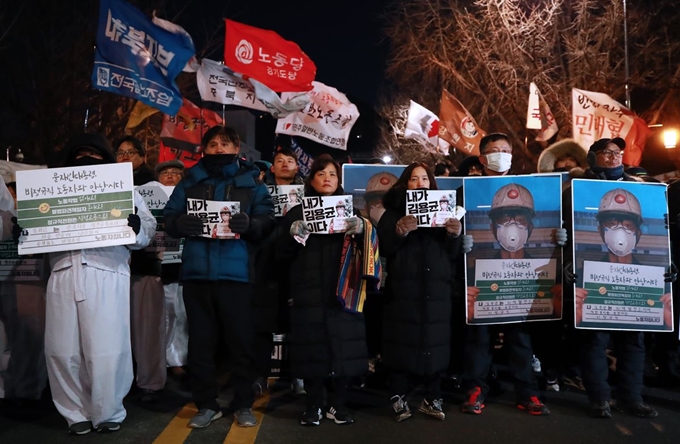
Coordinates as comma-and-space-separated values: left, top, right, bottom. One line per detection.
278, 154, 372, 427
377, 162, 462, 422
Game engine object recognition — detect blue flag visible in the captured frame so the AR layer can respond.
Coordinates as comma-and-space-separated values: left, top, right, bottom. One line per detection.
290, 137, 313, 178
91, 0, 195, 116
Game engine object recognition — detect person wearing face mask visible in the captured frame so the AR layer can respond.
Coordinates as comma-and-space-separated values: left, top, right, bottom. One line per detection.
478, 133, 513, 176
377, 163, 462, 422
163, 125, 275, 429
277, 154, 373, 427
572, 187, 669, 419
16, 133, 156, 435
463, 183, 552, 416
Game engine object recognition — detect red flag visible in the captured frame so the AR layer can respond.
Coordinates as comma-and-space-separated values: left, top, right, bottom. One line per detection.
224, 19, 316, 93
159, 98, 223, 168
439, 90, 485, 156
622, 114, 651, 167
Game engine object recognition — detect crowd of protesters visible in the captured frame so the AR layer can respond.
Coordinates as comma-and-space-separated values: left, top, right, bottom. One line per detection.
0, 126, 679, 435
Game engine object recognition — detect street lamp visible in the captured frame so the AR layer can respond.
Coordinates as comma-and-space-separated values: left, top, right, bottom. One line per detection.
382, 155, 392, 163
664, 129, 677, 149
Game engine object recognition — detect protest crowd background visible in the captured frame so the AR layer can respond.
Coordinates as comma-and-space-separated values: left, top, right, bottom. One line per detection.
3, 0, 680, 439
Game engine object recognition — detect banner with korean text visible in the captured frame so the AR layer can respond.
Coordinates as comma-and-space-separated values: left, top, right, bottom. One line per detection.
571, 88, 650, 166
463, 175, 563, 325
92, 0, 195, 115
527, 82, 558, 142
275, 82, 359, 150
267, 185, 304, 217
136, 184, 182, 263
571, 179, 672, 332
302, 195, 353, 234
439, 90, 485, 156
224, 19, 316, 93
15, 163, 136, 255
186, 198, 240, 239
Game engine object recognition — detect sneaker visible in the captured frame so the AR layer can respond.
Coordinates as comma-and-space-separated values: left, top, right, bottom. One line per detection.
96, 422, 121, 433
462, 387, 485, 414
516, 396, 550, 416
291, 378, 307, 396
532, 355, 542, 373
234, 408, 258, 427
141, 389, 160, 403
187, 408, 223, 428
589, 401, 612, 418
546, 380, 560, 392
68, 421, 93, 435
253, 377, 268, 396
326, 406, 354, 425
390, 395, 412, 422
615, 401, 658, 418
300, 406, 322, 426
419, 398, 445, 420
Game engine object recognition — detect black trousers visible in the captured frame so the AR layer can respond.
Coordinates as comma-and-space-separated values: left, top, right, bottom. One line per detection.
183, 280, 256, 411
580, 330, 644, 404
253, 331, 273, 379
462, 323, 538, 400
304, 377, 349, 409
389, 371, 442, 400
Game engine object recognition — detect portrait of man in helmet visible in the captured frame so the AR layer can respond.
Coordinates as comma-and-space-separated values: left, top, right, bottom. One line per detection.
464, 175, 564, 324
571, 181, 673, 330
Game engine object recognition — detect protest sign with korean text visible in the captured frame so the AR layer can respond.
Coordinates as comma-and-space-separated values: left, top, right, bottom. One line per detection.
406, 189, 458, 227
464, 175, 563, 324
92, 0, 195, 115
186, 198, 240, 239
302, 195, 353, 234
276, 82, 359, 150
0, 241, 44, 281
267, 185, 304, 217
15, 163, 136, 255
136, 184, 182, 263
571, 179, 672, 332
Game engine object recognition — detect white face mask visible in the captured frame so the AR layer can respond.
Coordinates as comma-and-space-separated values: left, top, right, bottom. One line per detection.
485, 152, 512, 173
496, 224, 528, 252
604, 227, 636, 257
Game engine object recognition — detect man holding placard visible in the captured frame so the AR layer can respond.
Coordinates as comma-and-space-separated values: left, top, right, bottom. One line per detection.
163, 125, 274, 429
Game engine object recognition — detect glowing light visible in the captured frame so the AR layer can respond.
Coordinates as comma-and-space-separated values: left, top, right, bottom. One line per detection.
382, 155, 392, 163
663, 129, 677, 149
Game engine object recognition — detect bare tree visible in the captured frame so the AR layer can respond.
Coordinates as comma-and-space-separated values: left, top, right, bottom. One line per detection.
381, 0, 680, 172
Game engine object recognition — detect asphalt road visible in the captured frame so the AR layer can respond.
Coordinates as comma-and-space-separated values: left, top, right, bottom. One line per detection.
2, 370, 680, 444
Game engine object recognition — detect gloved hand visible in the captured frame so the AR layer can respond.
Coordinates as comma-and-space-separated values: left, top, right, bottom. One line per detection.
127, 213, 141, 234
462, 234, 474, 253
345, 217, 364, 236
564, 261, 577, 284
290, 220, 310, 238
553, 228, 568, 246
175, 214, 204, 237
664, 262, 678, 283
10, 217, 25, 244
229, 212, 250, 234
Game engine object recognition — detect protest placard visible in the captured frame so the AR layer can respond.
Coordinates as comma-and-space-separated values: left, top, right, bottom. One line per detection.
464, 175, 563, 324
15, 163, 135, 254
0, 241, 44, 281
267, 184, 304, 217
136, 185, 182, 263
571, 179, 672, 331
186, 198, 240, 239
301, 195, 353, 234
406, 189, 457, 227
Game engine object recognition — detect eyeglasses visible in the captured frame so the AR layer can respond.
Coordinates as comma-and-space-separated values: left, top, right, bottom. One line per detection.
159, 170, 182, 177
602, 217, 637, 232
116, 150, 139, 157
597, 149, 624, 159
494, 212, 530, 227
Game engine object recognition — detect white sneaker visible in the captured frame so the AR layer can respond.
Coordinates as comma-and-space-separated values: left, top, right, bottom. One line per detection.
531, 355, 542, 373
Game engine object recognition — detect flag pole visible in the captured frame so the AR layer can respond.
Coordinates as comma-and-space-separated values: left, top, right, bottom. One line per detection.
623, 0, 631, 108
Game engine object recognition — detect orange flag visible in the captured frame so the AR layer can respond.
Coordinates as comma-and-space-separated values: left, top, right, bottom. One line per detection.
438, 90, 485, 156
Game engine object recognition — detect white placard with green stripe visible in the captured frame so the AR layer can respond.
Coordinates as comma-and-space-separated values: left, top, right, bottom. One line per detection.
15, 163, 135, 254
136, 184, 182, 264
473, 258, 557, 324
0, 240, 44, 281
581, 260, 666, 330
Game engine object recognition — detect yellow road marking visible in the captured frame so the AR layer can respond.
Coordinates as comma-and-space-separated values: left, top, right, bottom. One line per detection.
223, 379, 276, 444
153, 402, 197, 444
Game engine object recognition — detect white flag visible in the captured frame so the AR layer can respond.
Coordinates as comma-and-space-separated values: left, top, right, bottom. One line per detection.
404, 100, 440, 153
197, 59, 309, 118
527, 82, 558, 141
152, 13, 199, 72
275, 81, 360, 150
